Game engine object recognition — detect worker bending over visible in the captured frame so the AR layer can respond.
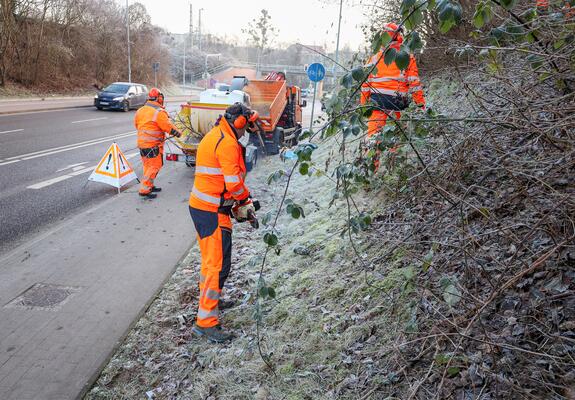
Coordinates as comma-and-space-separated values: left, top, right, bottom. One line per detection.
189, 102, 258, 343
361, 23, 426, 137
135, 88, 181, 198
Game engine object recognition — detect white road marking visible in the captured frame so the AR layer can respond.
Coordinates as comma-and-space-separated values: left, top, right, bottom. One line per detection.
56, 162, 88, 172
0, 129, 24, 134
26, 152, 140, 190
0, 160, 20, 166
3, 131, 135, 164
71, 117, 107, 124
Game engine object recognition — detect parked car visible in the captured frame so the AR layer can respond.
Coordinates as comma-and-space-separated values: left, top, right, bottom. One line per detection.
301, 88, 309, 98
94, 82, 148, 111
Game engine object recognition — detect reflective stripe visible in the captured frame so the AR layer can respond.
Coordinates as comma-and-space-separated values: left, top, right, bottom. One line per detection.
192, 186, 221, 205
368, 76, 407, 83
367, 88, 403, 95
198, 307, 219, 319
231, 187, 245, 196
224, 175, 240, 183
200, 275, 206, 283
152, 109, 160, 122
196, 166, 222, 175
222, 199, 235, 207
410, 85, 423, 91
204, 288, 220, 301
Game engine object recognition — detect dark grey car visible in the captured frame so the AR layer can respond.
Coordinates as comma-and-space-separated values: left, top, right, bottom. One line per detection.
94, 82, 148, 112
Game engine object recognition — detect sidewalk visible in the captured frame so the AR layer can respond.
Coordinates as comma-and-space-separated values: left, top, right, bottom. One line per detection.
0, 164, 196, 400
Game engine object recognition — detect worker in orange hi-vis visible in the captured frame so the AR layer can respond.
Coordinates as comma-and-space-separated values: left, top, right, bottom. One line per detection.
189, 102, 259, 343
134, 88, 181, 198
361, 23, 426, 138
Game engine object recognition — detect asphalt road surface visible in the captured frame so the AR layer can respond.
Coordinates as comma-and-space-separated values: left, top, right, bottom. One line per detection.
0, 104, 184, 255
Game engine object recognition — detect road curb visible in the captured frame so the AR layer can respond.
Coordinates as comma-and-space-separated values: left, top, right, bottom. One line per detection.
0, 104, 93, 115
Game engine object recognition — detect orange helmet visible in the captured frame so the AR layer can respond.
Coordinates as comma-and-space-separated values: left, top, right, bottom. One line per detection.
148, 87, 164, 106
383, 23, 404, 44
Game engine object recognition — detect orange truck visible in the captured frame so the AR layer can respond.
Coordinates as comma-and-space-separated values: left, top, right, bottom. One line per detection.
166, 74, 306, 169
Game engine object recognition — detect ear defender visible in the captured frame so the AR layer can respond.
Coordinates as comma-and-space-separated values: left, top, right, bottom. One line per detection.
233, 115, 248, 129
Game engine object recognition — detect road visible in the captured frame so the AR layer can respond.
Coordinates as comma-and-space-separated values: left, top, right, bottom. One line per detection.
0, 104, 181, 255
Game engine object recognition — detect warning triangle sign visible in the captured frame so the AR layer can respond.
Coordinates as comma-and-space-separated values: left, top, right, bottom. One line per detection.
88, 143, 138, 190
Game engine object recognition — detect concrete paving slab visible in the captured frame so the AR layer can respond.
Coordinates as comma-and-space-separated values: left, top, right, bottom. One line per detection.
0, 164, 196, 399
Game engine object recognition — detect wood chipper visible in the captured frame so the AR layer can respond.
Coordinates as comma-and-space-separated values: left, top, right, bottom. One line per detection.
164, 74, 306, 169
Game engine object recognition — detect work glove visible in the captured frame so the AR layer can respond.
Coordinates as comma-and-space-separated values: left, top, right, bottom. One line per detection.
170, 128, 182, 138
232, 199, 256, 223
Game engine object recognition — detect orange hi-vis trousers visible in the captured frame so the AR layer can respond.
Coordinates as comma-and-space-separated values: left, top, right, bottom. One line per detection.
189, 207, 232, 328
367, 110, 401, 137
139, 147, 163, 195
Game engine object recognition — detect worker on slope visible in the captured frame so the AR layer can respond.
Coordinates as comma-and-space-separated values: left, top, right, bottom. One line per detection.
361, 23, 426, 137
135, 88, 181, 198
189, 102, 258, 343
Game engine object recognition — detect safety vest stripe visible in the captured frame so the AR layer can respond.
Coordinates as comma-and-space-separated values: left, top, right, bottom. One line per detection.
196, 166, 223, 175
231, 187, 245, 196
192, 186, 221, 205
203, 288, 220, 301
152, 109, 161, 122
366, 88, 402, 95
407, 76, 420, 82
410, 85, 422, 91
368, 76, 406, 83
224, 175, 240, 183
198, 307, 219, 319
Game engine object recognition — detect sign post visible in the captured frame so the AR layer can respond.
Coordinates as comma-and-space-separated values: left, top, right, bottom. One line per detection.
152, 62, 160, 87
306, 62, 326, 135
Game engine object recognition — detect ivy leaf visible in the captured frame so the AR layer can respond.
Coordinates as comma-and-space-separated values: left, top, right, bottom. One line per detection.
263, 232, 278, 246
395, 49, 410, 71
384, 47, 397, 65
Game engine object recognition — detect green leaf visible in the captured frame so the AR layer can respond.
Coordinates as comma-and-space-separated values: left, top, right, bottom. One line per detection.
263, 232, 278, 246
291, 207, 301, 219
299, 162, 309, 175
267, 170, 285, 185
351, 66, 367, 82
395, 49, 410, 70
407, 31, 423, 51
447, 367, 460, 377
268, 287, 276, 299
405, 8, 423, 30
401, 0, 416, 12
443, 284, 461, 306
499, 0, 517, 10
260, 286, 269, 298
384, 47, 397, 66
340, 73, 353, 89
473, 6, 485, 28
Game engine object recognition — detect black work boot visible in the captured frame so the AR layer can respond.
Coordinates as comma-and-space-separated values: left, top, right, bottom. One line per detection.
151, 186, 162, 192
139, 192, 157, 199
191, 324, 233, 343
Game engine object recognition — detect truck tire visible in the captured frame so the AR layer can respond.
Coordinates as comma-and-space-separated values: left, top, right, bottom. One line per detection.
265, 128, 282, 155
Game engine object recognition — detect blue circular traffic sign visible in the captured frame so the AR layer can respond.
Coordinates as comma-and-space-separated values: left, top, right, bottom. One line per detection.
307, 63, 326, 82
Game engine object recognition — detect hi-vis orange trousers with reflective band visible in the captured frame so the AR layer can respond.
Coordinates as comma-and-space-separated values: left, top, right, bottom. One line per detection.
139, 147, 163, 195
367, 110, 401, 137
189, 207, 232, 328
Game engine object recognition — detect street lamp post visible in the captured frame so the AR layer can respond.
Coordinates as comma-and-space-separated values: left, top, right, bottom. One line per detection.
198, 8, 204, 52
126, 0, 131, 82
333, 0, 343, 85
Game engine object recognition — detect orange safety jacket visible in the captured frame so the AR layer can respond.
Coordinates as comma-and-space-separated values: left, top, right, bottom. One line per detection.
135, 100, 177, 149
361, 49, 425, 107
189, 118, 250, 212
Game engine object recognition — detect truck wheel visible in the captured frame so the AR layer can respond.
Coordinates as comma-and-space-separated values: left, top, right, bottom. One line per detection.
265, 128, 282, 155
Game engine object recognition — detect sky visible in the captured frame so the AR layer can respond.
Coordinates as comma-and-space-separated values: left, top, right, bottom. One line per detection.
121, 0, 367, 51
